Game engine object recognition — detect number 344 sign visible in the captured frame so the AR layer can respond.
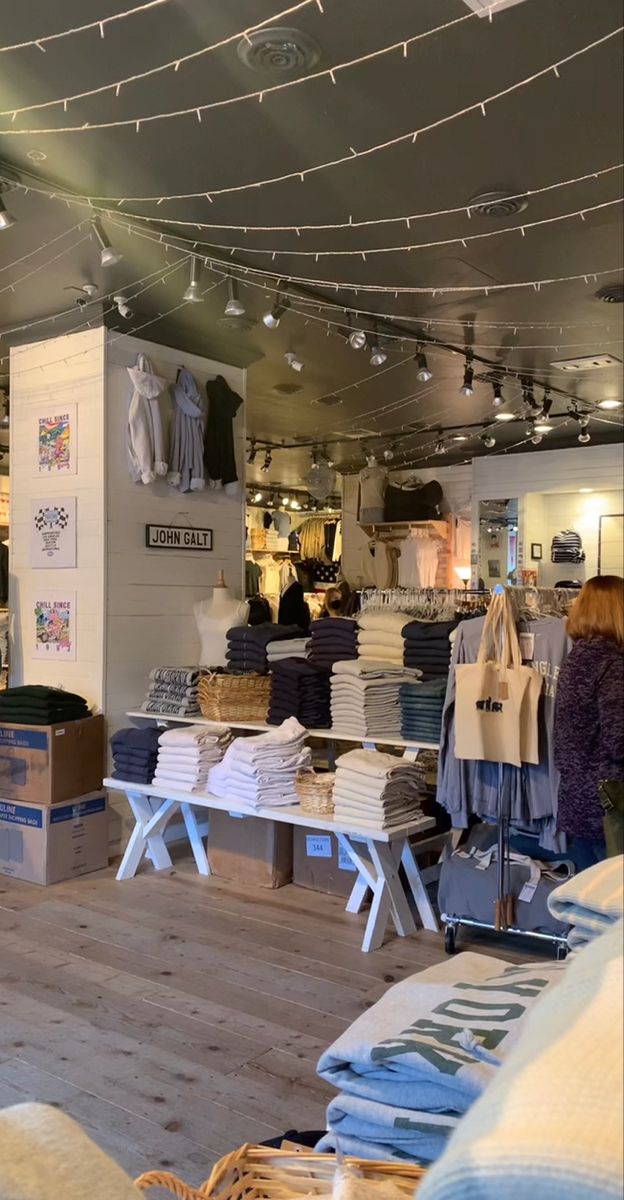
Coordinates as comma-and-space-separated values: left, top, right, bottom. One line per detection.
145, 523, 213, 551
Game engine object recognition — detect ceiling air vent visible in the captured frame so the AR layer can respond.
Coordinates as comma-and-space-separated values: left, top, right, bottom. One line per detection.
551, 354, 622, 372
596, 283, 624, 304
273, 382, 303, 395
462, 0, 529, 15
237, 28, 322, 74
468, 189, 528, 218
311, 393, 343, 407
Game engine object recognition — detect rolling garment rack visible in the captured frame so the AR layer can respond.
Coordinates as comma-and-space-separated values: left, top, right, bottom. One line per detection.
441, 585, 578, 960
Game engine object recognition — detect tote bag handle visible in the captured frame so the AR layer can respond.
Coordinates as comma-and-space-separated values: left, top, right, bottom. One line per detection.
477, 588, 522, 670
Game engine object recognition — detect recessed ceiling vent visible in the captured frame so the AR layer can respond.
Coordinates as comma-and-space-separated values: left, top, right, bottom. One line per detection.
596, 283, 624, 304
273, 381, 303, 395
311, 393, 343, 407
237, 28, 322, 74
468, 189, 528, 218
551, 354, 622, 372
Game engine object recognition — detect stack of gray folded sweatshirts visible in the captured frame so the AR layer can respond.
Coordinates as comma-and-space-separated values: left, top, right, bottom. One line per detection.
332, 748, 426, 831
330, 659, 422, 739
266, 636, 311, 665
226, 623, 304, 674
141, 667, 200, 716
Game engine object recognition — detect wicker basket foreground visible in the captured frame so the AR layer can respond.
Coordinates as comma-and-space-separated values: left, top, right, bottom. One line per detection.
136, 1144, 426, 1198
199, 673, 271, 723
296, 770, 336, 815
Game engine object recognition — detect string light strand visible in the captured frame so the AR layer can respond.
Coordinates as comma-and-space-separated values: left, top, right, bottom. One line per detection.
0, 0, 171, 54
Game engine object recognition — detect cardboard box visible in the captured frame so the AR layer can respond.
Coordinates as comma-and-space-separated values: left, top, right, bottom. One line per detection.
0, 792, 108, 885
207, 809, 292, 889
0, 716, 104, 805
292, 825, 358, 898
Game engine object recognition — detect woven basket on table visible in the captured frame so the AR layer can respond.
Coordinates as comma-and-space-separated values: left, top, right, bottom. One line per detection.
198, 673, 271, 723
295, 770, 336, 815
135, 1144, 426, 1198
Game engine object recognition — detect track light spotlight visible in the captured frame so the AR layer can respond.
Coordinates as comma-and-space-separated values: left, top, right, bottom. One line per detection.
263, 283, 289, 329
415, 350, 432, 382
370, 343, 388, 367
247, 441, 257, 464
481, 433, 496, 448
578, 431, 591, 444
253, 491, 263, 502
531, 434, 543, 445
492, 381, 504, 407
533, 420, 553, 434
0, 190, 16, 231
347, 313, 367, 351
383, 445, 395, 461
92, 219, 122, 266
434, 436, 447, 455
460, 357, 474, 396
113, 294, 132, 319
598, 398, 622, 410
285, 351, 304, 373
183, 256, 204, 303
224, 277, 245, 317
260, 450, 273, 473
542, 388, 553, 417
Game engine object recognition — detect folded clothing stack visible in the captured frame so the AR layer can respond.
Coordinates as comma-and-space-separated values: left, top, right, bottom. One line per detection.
0, 685, 90, 726
357, 609, 412, 664
400, 678, 447, 744
153, 723, 232, 793
141, 667, 200, 716
110, 725, 161, 784
330, 659, 422, 739
208, 716, 310, 809
402, 620, 456, 681
226, 623, 304, 674
266, 636, 311, 664
268, 658, 331, 728
332, 748, 426, 831
308, 617, 358, 671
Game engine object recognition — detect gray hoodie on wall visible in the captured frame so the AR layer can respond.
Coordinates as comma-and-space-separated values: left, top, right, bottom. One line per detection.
438, 615, 571, 852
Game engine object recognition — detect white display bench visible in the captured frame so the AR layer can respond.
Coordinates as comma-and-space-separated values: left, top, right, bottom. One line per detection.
114, 709, 442, 952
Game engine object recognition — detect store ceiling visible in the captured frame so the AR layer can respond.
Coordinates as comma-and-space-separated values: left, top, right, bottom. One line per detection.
0, 0, 622, 486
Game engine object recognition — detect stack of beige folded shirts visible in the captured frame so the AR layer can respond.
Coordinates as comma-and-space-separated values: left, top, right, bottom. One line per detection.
357, 610, 411, 664
333, 747, 426, 831
152, 723, 232, 793
330, 659, 422, 739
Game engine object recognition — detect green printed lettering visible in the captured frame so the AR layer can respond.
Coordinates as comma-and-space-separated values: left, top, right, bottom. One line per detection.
434, 998, 526, 1023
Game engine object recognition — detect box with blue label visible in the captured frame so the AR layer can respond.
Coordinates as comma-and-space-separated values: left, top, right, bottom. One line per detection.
0, 791, 108, 884
0, 716, 104, 805
292, 825, 358, 898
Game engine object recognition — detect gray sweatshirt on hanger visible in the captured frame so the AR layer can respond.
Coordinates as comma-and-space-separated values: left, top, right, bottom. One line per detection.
438, 615, 571, 851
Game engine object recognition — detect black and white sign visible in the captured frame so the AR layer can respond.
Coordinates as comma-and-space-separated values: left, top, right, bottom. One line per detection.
145, 523, 213, 551
30, 497, 77, 568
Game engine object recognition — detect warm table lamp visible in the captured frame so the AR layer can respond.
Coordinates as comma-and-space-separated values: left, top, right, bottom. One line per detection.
454, 566, 471, 590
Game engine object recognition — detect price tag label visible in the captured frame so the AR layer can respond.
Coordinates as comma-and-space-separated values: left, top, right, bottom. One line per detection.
519, 633, 535, 661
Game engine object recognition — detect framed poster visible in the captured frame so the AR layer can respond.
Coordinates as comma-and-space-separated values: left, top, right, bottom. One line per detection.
30, 497, 77, 568
36, 403, 77, 476
531, 542, 543, 561
33, 591, 76, 661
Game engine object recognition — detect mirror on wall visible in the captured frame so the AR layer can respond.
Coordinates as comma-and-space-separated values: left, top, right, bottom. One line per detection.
478, 499, 519, 589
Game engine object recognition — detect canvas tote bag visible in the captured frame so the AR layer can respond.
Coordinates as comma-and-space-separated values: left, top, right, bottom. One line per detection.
454, 590, 542, 767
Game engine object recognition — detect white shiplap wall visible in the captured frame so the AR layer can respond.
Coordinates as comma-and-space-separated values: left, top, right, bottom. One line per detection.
104, 333, 245, 772
524, 489, 623, 586
9, 329, 107, 707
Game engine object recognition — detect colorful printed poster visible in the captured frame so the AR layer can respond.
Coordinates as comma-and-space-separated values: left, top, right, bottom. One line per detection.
30, 497, 77, 568
37, 403, 76, 475
33, 592, 76, 660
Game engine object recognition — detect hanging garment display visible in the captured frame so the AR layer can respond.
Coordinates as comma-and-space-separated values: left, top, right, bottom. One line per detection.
245, 559, 262, 597
278, 579, 311, 631
397, 531, 440, 588
167, 368, 206, 493
550, 529, 586, 563
454, 591, 542, 768
358, 465, 388, 524
126, 353, 168, 484
383, 478, 443, 522
204, 374, 243, 489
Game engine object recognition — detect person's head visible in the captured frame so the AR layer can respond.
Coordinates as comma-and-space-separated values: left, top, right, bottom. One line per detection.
566, 575, 624, 646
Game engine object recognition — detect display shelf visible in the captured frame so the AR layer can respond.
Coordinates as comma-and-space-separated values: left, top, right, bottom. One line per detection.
125, 710, 439, 752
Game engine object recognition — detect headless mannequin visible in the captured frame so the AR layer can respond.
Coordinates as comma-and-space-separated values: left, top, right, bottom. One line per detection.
194, 571, 249, 667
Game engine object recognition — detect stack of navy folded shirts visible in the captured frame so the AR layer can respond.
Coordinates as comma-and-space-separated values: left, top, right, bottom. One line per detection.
308, 617, 358, 671
268, 658, 331, 728
226, 623, 304, 674
400, 678, 447, 743
402, 620, 456, 681
110, 726, 161, 784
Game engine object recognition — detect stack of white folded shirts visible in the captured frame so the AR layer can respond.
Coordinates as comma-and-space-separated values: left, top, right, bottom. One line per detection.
357, 610, 411, 664
208, 716, 311, 810
152, 723, 232, 793
333, 748, 426, 831
266, 637, 311, 664
330, 659, 422, 739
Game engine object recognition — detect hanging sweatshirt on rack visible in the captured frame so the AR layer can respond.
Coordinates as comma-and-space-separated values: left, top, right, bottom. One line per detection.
126, 354, 169, 484
437, 614, 571, 851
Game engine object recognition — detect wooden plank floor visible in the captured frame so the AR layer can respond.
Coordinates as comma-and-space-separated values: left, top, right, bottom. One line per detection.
0, 852, 532, 1188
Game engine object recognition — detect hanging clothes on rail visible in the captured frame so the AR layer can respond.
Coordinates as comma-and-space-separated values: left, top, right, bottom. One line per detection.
168, 368, 205, 492
204, 374, 242, 489
398, 529, 440, 588
126, 353, 169, 484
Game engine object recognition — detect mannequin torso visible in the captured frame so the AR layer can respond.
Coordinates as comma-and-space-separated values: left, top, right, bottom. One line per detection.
194, 587, 249, 667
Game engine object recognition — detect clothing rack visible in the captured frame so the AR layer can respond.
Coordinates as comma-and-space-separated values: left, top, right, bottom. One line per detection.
360, 586, 490, 619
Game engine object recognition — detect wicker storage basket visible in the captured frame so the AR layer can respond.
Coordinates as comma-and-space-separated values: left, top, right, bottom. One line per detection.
136, 1144, 426, 1198
295, 770, 336, 815
198, 673, 271, 723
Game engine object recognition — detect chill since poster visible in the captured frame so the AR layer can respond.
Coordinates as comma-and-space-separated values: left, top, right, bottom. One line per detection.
33, 592, 76, 660
36, 403, 77, 476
